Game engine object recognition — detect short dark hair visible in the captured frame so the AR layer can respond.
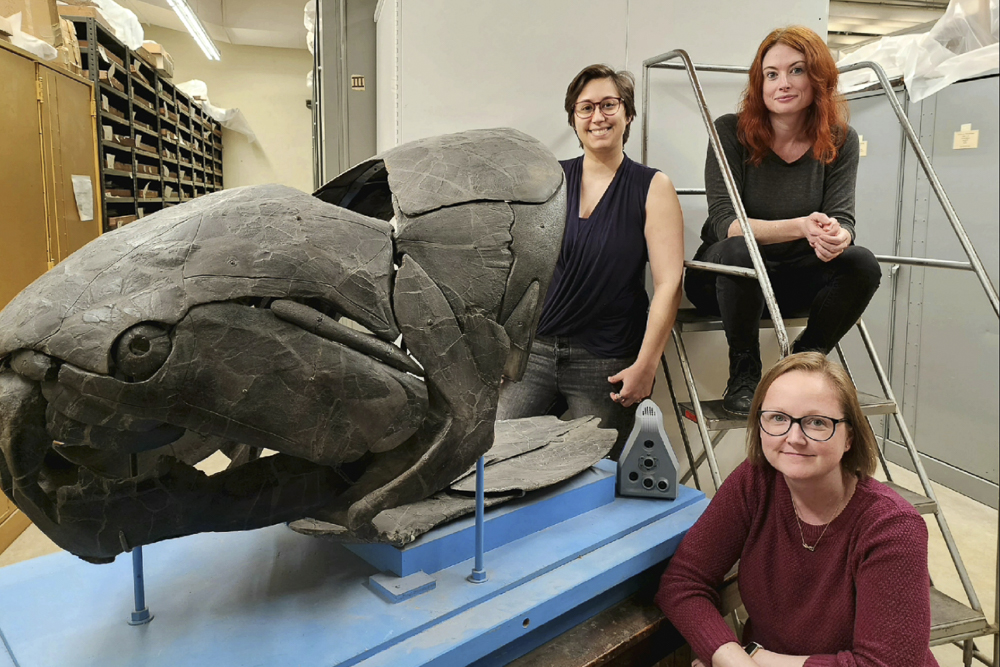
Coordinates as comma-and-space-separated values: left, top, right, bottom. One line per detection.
564, 64, 636, 146
745, 352, 878, 479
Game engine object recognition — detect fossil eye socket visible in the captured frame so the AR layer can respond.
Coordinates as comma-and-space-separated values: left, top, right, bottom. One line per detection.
113, 323, 172, 381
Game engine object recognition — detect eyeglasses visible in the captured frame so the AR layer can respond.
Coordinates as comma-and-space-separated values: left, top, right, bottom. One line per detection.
758, 410, 848, 442
574, 97, 622, 119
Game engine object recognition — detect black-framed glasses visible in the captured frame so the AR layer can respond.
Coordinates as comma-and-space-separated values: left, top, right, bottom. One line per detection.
758, 410, 848, 442
574, 97, 622, 119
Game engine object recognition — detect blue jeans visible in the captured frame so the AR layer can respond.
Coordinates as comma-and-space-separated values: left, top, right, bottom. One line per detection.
496, 336, 638, 459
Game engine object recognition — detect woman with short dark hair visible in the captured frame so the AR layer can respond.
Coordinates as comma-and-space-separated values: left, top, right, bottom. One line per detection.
656, 352, 938, 666
497, 64, 684, 458
684, 26, 882, 416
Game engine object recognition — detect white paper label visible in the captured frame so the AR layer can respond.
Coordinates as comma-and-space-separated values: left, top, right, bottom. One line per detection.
953, 124, 979, 150
71, 175, 94, 222
858, 135, 868, 157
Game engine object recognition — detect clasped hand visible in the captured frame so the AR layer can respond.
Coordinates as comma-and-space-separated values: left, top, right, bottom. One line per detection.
804, 212, 850, 262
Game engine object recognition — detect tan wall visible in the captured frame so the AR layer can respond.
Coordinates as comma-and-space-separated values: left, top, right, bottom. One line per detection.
143, 26, 313, 192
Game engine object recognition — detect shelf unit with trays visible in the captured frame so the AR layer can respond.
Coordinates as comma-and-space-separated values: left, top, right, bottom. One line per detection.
68, 16, 223, 231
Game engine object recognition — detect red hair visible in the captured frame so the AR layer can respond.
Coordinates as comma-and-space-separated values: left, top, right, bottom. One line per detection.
737, 26, 849, 166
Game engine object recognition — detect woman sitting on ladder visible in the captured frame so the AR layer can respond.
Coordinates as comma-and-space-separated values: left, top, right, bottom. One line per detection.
497, 64, 684, 459
656, 352, 938, 666
684, 26, 881, 416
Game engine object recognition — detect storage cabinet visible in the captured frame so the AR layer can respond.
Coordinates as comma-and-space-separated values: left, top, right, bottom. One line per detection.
68, 16, 224, 230
0, 39, 102, 309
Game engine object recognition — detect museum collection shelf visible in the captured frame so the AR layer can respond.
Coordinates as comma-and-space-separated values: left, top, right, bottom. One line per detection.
68, 16, 225, 231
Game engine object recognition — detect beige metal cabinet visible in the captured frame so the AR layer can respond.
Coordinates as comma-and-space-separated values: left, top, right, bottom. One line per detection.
0, 38, 102, 310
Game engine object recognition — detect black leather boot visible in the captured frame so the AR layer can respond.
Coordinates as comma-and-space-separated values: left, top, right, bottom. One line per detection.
722, 348, 762, 416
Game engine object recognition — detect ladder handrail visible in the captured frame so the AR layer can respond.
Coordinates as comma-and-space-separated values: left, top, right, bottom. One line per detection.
643, 57, 1000, 318
641, 49, 791, 356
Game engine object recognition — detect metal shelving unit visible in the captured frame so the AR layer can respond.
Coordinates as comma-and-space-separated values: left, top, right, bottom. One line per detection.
69, 16, 224, 231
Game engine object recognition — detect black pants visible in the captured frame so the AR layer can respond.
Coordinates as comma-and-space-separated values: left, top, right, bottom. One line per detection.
685, 237, 882, 356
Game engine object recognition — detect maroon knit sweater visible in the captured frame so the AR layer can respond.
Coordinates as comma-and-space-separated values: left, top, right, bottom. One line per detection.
655, 460, 938, 666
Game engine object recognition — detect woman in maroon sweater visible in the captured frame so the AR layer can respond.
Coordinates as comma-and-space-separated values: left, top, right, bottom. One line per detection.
656, 353, 937, 666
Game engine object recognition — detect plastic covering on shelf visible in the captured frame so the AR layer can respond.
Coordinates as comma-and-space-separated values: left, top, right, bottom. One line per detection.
176, 78, 258, 144
4, 12, 58, 60
838, 0, 999, 101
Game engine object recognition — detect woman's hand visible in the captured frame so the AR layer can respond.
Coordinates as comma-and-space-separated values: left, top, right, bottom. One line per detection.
608, 360, 656, 408
804, 213, 851, 262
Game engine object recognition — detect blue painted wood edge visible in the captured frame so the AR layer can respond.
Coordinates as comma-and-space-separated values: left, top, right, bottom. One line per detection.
368, 571, 437, 604
356, 498, 709, 667
346, 462, 616, 577
0, 626, 18, 667
338, 488, 706, 666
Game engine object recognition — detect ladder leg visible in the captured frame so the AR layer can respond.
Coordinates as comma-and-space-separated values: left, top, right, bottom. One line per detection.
856, 319, 983, 614
834, 341, 894, 483
680, 430, 726, 486
671, 328, 725, 491
662, 351, 701, 491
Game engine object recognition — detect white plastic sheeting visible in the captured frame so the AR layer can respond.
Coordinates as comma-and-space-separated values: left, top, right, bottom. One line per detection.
304, 1, 315, 93
838, 0, 999, 101
4, 12, 58, 60
176, 79, 258, 145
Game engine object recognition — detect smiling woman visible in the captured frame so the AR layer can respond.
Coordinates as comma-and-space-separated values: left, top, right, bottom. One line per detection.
683, 25, 882, 418
496, 63, 685, 459
655, 352, 939, 667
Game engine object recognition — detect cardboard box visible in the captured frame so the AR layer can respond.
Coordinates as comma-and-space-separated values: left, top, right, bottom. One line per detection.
0, 0, 61, 46
55, 17, 81, 74
141, 40, 173, 78
56, 4, 112, 35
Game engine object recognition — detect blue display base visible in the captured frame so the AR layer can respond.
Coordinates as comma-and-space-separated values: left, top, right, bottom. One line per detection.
0, 469, 706, 667
346, 460, 616, 577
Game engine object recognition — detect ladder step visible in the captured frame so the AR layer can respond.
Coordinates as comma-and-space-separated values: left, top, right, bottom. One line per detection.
680, 392, 896, 431
675, 308, 808, 333
883, 481, 938, 514
929, 587, 994, 645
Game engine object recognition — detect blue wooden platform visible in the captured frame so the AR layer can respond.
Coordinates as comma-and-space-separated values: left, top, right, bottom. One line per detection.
0, 461, 706, 667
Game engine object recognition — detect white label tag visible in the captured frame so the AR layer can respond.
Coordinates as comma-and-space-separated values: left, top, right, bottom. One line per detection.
953, 124, 979, 150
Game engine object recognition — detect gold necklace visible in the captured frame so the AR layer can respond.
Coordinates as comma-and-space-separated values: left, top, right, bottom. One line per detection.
791, 483, 855, 552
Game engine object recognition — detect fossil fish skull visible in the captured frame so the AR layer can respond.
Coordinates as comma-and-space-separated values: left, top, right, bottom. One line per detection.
0, 128, 565, 562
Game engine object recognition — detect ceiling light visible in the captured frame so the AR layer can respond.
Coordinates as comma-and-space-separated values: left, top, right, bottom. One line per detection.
166, 0, 221, 61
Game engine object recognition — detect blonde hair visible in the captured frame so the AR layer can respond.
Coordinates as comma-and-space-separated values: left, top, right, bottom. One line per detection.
745, 352, 878, 478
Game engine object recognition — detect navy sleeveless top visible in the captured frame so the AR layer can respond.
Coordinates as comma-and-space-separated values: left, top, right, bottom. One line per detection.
536, 154, 658, 358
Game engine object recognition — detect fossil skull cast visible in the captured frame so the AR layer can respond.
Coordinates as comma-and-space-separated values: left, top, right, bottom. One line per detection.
0, 128, 565, 562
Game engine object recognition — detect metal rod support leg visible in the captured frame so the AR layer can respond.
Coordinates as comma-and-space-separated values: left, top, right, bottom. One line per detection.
467, 456, 488, 584
671, 329, 724, 491
662, 352, 701, 490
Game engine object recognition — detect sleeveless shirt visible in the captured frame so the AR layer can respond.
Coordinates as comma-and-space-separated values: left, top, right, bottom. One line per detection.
536, 154, 658, 358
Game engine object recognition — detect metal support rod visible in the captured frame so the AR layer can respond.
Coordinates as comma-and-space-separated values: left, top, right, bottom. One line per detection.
838, 61, 999, 317
127, 453, 152, 626
675, 188, 706, 195
683, 259, 758, 279
661, 353, 701, 491
642, 49, 790, 356
873, 254, 974, 271
467, 456, 487, 584
856, 320, 983, 612
671, 328, 724, 490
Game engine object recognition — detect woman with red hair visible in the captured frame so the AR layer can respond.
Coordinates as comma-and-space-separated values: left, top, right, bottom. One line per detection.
685, 26, 882, 415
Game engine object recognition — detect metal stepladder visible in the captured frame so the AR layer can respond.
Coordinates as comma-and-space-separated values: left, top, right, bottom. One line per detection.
640, 50, 1000, 665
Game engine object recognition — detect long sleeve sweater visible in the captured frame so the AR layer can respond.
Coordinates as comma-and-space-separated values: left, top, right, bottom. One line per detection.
655, 461, 938, 667
696, 114, 859, 261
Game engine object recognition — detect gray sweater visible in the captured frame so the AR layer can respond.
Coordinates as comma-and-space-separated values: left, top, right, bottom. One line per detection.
696, 113, 859, 261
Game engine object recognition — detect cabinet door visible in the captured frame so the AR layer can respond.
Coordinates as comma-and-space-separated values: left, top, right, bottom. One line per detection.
39, 64, 102, 261
0, 47, 49, 309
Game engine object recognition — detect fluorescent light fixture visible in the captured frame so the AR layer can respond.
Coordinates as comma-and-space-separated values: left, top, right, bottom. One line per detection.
166, 0, 221, 61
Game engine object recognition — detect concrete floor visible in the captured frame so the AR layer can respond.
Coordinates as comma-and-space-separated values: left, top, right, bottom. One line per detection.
0, 460, 995, 665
